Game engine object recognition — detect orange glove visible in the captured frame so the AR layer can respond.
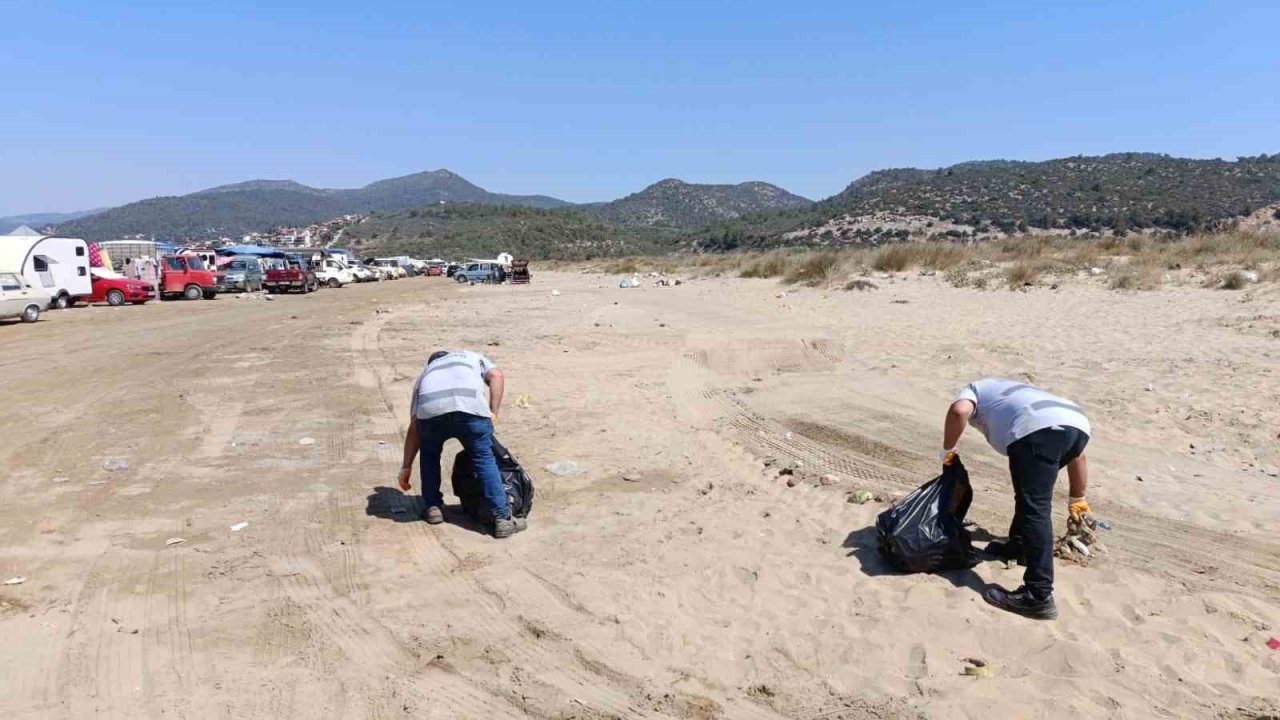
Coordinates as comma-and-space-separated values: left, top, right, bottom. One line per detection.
1068, 497, 1090, 522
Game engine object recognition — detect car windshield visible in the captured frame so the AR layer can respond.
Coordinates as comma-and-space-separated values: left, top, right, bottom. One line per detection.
226, 261, 247, 271
186, 257, 207, 271
0, 273, 21, 291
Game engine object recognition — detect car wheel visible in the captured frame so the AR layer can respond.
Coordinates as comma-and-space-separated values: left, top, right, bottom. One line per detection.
106, 289, 125, 306
327, 278, 340, 289
183, 284, 202, 301
20, 304, 39, 323
455, 275, 467, 283
53, 293, 70, 310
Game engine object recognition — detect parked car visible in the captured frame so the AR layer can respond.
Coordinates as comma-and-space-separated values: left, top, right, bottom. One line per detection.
0, 229, 92, 309
160, 254, 220, 300
264, 257, 320, 294
454, 262, 504, 284
426, 264, 443, 276
216, 256, 265, 293
88, 267, 155, 305
370, 259, 406, 279
314, 257, 356, 288
349, 263, 377, 282
445, 263, 461, 278
0, 270, 50, 323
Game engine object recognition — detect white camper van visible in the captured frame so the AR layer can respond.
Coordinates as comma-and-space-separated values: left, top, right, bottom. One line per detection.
0, 226, 92, 309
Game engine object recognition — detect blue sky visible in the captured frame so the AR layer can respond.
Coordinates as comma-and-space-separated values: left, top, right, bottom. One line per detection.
2, 0, 1278, 215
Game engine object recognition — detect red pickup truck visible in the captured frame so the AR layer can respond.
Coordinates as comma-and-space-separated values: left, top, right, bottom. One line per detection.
264, 257, 320, 294
160, 254, 221, 300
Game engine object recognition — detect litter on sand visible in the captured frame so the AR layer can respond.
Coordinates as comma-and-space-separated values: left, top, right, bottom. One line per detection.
1267, 637, 1280, 650
545, 460, 586, 476
165, 537, 186, 546
299, 437, 316, 446
847, 490, 874, 504
963, 664, 993, 678
102, 457, 130, 472
230, 522, 249, 532
3, 577, 26, 586
1055, 511, 1106, 565
515, 394, 532, 409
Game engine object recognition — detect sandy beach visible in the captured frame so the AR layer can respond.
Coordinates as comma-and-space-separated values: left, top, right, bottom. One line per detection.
0, 271, 1277, 720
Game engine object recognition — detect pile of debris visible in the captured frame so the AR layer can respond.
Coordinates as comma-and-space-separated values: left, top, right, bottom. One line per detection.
1054, 511, 1108, 566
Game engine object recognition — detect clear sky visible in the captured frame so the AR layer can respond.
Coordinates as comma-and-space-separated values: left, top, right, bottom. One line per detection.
3, 0, 1278, 215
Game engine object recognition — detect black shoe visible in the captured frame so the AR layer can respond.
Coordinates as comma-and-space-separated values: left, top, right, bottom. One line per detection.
983, 585, 1058, 620
985, 540, 1026, 564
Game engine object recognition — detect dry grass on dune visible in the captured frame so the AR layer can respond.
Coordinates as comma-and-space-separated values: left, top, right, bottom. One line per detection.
562, 231, 1279, 292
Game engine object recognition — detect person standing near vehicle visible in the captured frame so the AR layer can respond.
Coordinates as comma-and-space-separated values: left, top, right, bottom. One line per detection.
942, 379, 1091, 619
398, 350, 524, 538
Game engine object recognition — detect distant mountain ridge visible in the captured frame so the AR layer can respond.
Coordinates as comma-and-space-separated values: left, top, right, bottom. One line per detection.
0, 208, 105, 234
55, 170, 573, 242
579, 178, 811, 228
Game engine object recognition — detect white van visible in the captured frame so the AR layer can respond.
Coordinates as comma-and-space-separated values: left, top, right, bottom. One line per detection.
0, 227, 92, 309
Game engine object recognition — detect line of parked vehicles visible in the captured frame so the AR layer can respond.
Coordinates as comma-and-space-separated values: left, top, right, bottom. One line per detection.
0, 227, 461, 324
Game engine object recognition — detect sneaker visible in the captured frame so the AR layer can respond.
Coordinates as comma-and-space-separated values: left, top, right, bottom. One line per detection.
493, 517, 527, 539
983, 585, 1058, 620
423, 506, 445, 525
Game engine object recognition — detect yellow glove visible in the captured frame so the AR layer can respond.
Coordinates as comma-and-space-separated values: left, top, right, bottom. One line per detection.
1068, 497, 1090, 522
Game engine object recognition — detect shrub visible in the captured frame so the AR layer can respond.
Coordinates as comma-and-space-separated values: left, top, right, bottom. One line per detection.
783, 251, 843, 286
1108, 264, 1163, 291
1005, 261, 1043, 288
739, 250, 791, 279
844, 278, 878, 292
872, 243, 969, 272
1217, 270, 1253, 290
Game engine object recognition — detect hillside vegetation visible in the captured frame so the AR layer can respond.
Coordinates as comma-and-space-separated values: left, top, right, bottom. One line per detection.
692, 153, 1280, 250
578, 179, 811, 228
55, 170, 570, 242
343, 204, 679, 260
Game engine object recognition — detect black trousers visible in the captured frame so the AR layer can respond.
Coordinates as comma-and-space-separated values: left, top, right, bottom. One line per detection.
1005, 427, 1090, 600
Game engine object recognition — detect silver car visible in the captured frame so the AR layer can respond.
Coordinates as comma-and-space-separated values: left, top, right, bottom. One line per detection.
0, 271, 51, 323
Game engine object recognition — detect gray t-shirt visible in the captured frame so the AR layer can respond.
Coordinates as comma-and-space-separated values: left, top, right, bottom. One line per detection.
411, 351, 496, 420
956, 378, 1091, 456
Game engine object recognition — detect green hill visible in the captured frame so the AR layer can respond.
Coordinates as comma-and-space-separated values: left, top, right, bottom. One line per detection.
343, 204, 679, 260
692, 153, 1280, 250
579, 178, 811, 228
54, 170, 571, 242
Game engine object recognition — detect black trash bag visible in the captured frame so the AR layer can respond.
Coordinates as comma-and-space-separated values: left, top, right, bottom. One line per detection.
450, 436, 534, 520
876, 456, 978, 573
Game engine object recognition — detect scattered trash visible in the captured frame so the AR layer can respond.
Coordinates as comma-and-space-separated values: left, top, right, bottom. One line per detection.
847, 490, 874, 504
786, 477, 800, 488
964, 657, 987, 667
545, 460, 585, 476
622, 474, 642, 483
51, 477, 70, 484
102, 457, 130, 472
1145, 383, 1154, 392
1055, 510, 1106, 566
3, 577, 25, 586
1089, 267, 1104, 276
820, 474, 841, 486
551, 290, 561, 296
784, 432, 794, 441
619, 278, 638, 289
1241, 270, 1260, 284
1135, 475, 1144, 482
87, 480, 107, 486
1096, 520, 1112, 530
1266, 637, 1280, 650
230, 522, 249, 532
775, 292, 787, 299
963, 662, 992, 678
263, 294, 276, 301
515, 394, 531, 409
165, 538, 186, 546
299, 437, 316, 446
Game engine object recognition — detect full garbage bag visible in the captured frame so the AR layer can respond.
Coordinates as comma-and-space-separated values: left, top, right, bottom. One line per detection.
876, 456, 978, 573
451, 436, 535, 520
